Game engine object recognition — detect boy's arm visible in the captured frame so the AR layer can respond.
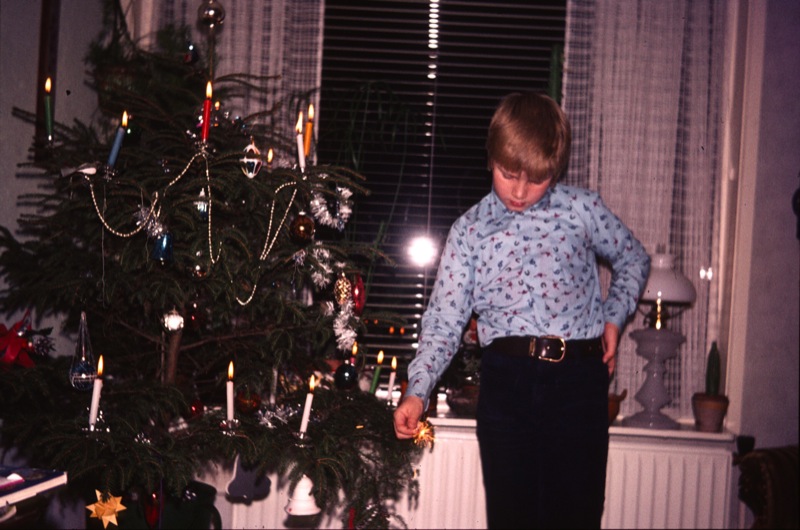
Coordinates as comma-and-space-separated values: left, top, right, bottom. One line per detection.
590, 196, 651, 331
404, 221, 475, 409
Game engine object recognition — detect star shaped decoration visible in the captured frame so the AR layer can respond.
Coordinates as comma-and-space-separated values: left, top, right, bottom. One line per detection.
86, 489, 127, 528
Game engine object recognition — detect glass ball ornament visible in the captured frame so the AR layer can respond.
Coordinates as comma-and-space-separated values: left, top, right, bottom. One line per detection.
195, 189, 209, 221
186, 397, 205, 420
184, 42, 199, 65
69, 356, 97, 391
186, 299, 208, 331
152, 232, 173, 263
240, 140, 262, 179
290, 212, 315, 246
197, 0, 226, 32
352, 274, 366, 316
236, 388, 262, 414
334, 363, 359, 391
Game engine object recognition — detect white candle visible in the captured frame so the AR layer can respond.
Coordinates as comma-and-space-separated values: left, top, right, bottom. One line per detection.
298, 375, 316, 435
295, 112, 306, 172
269, 366, 278, 406
226, 361, 235, 421
88, 355, 104, 428
386, 356, 397, 404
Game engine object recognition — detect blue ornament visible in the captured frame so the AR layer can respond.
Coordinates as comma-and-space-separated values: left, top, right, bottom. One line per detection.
152, 232, 174, 263
334, 363, 359, 390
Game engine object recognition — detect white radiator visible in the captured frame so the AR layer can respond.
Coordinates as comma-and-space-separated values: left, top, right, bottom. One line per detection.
392, 423, 486, 529
603, 430, 734, 529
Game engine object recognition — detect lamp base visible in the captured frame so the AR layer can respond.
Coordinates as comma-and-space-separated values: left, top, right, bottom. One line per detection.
621, 328, 685, 430
622, 409, 680, 430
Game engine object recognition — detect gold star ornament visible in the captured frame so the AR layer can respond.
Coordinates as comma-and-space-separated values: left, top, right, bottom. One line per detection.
86, 489, 127, 528
413, 419, 435, 449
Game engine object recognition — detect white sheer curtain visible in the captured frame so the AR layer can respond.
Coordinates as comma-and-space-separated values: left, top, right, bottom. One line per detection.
563, 0, 726, 419
123, 0, 323, 160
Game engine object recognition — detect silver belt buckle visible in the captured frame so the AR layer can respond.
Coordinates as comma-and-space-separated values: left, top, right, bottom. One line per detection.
529, 335, 566, 362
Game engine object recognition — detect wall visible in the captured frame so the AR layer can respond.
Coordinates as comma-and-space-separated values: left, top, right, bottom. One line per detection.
726, 0, 800, 450
0, 0, 103, 347
0, 2, 104, 527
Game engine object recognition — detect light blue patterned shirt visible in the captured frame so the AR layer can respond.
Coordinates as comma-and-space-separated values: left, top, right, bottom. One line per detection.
406, 183, 650, 404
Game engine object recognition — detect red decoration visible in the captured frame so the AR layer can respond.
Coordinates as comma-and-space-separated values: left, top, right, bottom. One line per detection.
352, 274, 366, 316
186, 397, 205, 420
0, 311, 35, 368
235, 388, 262, 414
144, 490, 161, 528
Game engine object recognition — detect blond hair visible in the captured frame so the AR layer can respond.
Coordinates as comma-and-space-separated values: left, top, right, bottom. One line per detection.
486, 92, 571, 184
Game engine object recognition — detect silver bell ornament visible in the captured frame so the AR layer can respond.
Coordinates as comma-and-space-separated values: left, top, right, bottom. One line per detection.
240, 139, 262, 179
285, 475, 321, 516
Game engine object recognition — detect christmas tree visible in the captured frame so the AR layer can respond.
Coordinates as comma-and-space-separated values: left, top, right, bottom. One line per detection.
0, 4, 423, 528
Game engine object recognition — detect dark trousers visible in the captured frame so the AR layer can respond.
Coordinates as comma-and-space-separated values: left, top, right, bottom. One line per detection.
476, 348, 610, 529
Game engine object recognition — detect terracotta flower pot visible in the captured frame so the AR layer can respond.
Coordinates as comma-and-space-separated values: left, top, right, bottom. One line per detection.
691, 393, 729, 432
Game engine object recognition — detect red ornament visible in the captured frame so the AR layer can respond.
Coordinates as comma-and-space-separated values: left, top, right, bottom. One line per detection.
0, 310, 35, 368
235, 388, 262, 414
290, 212, 315, 246
186, 397, 205, 420
144, 490, 161, 528
352, 274, 366, 316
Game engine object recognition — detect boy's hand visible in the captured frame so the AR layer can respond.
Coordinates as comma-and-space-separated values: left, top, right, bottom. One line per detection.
602, 322, 620, 375
393, 396, 424, 439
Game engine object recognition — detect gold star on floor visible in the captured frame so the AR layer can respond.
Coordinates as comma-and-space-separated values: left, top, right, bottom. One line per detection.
86, 489, 127, 528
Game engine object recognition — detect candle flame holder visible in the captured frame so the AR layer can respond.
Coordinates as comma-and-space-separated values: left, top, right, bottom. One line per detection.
219, 418, 239, 435
101, 164, 117, 181
293, 431, 312, 448
82, 409, 110, 434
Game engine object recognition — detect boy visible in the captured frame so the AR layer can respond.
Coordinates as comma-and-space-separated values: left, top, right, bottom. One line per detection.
393, 92, 650, 528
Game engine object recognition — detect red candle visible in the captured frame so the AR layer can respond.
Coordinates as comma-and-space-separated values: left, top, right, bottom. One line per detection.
201, 82, 213, 142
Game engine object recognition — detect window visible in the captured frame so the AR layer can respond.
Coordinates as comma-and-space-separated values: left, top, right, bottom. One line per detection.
318, 1, 567, 382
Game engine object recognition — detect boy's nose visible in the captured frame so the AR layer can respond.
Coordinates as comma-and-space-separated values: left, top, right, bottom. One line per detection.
511, 181, 526, 199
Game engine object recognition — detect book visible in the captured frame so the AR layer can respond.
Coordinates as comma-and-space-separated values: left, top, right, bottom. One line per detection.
0, 466, 67, 506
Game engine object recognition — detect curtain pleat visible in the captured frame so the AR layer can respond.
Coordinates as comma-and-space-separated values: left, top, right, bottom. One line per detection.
563, 0, 725, 419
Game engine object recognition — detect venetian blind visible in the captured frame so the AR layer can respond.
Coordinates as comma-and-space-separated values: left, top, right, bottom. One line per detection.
318, 0, 567, 382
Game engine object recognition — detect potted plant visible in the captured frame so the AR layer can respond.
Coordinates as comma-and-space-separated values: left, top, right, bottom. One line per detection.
692, 341, 730, 432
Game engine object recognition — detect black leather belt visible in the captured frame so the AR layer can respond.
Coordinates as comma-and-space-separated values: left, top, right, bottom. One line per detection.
484, 336, 603, 362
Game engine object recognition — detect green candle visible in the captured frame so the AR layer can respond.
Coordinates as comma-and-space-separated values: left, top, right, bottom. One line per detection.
368, 350, 384, 394
44, 78, 53, 141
